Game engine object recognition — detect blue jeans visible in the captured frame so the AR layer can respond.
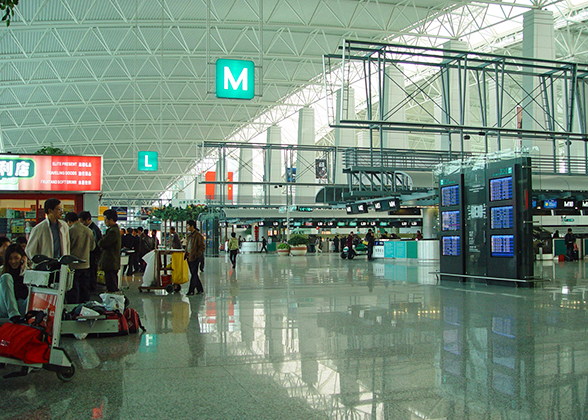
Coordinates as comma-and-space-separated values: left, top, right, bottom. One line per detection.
0, 273, 26, 319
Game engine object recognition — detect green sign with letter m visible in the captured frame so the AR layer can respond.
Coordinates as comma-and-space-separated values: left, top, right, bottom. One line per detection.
216, 59, 255, 100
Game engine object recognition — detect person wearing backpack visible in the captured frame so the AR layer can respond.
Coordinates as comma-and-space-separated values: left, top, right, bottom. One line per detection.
228, 233, 239, 269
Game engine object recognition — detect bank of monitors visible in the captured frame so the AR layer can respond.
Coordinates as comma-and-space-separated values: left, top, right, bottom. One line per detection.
489, 176, 513, 202
441, 210, 460, 231
490, 206, 514, 230
491, 234, 514, 257
442, 236, 461, 256
441, 185, 460, 206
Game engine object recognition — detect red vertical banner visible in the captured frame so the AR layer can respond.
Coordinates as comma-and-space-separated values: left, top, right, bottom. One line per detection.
227, 172, 233, 201
205, 171, 216, 200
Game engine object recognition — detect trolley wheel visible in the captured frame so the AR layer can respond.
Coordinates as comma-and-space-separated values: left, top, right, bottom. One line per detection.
174, 284, 181, 293
138, 288, 143, 293
165, 284, 175, 294
56, 364, 75, 382
340, 252, 347, 259
348, 253, 355, 260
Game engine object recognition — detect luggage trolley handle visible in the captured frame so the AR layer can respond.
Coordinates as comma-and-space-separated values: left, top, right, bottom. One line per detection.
30, 255, 85, 349
32, 254, 86, 266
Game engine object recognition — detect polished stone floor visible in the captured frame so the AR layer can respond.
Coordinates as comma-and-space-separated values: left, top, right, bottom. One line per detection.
1, 252, 588, 419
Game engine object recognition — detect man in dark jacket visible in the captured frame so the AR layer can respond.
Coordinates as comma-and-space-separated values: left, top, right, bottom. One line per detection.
99, 209, 121, 292
169, 226, 182, 249
79, 211, 103, 292
564, 228, 576, 261
365, 229, 375, 261
185, 220, 205, 296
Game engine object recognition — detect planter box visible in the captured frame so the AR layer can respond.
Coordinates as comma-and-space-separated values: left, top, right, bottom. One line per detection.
277, 249, 290, 256
290, 245, 307, 256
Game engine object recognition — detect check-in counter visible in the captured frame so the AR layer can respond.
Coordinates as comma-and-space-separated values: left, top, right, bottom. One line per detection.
373, 239, 439, 261
241, 241, 262, 253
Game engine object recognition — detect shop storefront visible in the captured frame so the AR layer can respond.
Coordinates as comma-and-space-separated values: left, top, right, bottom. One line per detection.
0, 154, 102, 239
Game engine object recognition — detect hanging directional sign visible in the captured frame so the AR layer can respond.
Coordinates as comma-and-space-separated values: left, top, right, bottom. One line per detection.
216, 59, 255, 100
138, 151, 158, 171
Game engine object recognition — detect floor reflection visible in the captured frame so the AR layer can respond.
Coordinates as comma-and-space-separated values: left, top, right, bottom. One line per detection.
3, 255, 588, 418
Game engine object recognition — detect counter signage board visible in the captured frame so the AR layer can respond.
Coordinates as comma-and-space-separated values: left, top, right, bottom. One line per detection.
0, 154, 102, 192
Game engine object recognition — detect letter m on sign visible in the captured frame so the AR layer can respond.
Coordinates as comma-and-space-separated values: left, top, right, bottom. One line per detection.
216, 59, 255, 100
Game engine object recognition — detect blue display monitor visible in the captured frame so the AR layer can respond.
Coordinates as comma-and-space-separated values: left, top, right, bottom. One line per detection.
543, 199, 557, 209
490, 206, 514, 230
441, 185, 460, 207
491, 234, 514, 257
442, 236, 460, 256
489, 176, 513, 201
441, 210, 460, 231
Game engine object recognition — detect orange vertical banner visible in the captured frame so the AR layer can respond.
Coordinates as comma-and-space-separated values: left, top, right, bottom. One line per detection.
227, 172, 233, 201
205, 171, 215, 200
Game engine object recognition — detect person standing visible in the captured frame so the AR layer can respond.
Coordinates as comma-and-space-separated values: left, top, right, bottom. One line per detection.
79, 211, 103, 291
185, 220, 205, 295
346, 231, 355, 258
365, 229, 375, 261
65, 212, 95, 303
98, 209, 121, 293
26, 198, 70, 260
564, 228, 576, 261
136, 227, 148, 273
0, 236, 10, 266
151, 230, 160, 249
333, 235, 339, 253
169, 226, 182, 249
260, 236, 268, 253
130, 228, 140, 274
228, 232, 239, 268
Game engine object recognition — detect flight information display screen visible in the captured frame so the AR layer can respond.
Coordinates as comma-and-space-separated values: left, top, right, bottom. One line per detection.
490, 206, 514, 229
442, 210, 460, 231
543, 199, 557, 209
441, 185, 460, 207
489, 176, 513, 201
442, 236, 460, 256
491, 235, 514, 257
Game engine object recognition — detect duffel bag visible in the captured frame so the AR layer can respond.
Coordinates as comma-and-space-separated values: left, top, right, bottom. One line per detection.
0, 323, 51, 364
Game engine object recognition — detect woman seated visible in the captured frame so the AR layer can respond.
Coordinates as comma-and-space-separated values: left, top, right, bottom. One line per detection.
0, 244, 28, 323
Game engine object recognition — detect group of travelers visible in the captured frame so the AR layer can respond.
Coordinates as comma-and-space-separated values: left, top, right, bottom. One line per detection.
0, 198, 122, 323
121, 227, 158, 275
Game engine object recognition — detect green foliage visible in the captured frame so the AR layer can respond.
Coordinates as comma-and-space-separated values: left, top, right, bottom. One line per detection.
1, 0, 18, 27
244, 227, 252, 235
287, 234, 309, 246
34, 143, 66, 155
277, 243, 290, 250
151, 204, 206, 221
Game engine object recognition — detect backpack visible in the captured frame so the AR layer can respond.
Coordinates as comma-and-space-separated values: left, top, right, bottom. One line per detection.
124, 308, 146, 334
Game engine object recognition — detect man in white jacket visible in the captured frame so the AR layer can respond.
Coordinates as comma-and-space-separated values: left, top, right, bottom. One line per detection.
26, 198, 70, 260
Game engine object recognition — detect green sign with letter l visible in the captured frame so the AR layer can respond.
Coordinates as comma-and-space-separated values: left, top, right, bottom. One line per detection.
216, 59, 255, 100
138, 151, 158, 171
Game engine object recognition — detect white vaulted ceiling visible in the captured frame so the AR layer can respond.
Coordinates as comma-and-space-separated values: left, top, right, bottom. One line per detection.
1, 0, 588, 200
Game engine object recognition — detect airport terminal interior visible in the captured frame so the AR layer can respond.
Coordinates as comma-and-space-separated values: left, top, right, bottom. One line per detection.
3, 0, 588, 419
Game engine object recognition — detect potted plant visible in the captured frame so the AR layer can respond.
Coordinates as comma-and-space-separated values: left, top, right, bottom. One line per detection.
277, 242, 290, 256
288, 235, 309, 256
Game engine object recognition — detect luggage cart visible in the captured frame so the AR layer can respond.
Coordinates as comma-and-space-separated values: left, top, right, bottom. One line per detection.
0, 255, 82, 382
